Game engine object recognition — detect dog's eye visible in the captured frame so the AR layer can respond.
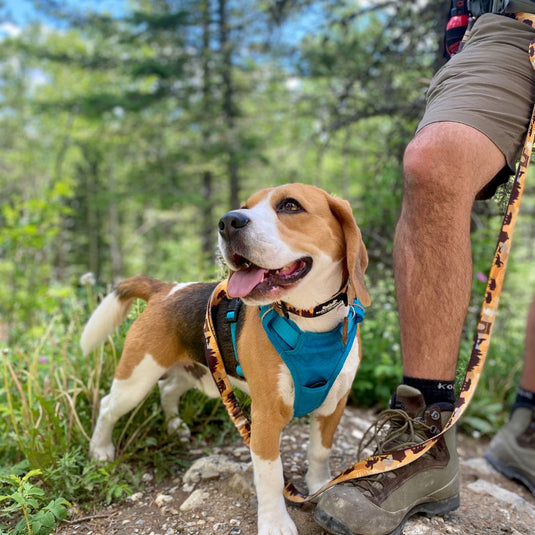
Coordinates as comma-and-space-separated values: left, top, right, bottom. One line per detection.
277, 198, 304, 214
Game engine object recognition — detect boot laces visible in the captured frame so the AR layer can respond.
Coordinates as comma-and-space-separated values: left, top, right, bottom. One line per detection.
350, 408, 435, 494
357, 408, 433, 458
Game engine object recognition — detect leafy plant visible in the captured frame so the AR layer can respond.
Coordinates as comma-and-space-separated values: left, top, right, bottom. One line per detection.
350, 275, 402, 408
0, 469, 70, 535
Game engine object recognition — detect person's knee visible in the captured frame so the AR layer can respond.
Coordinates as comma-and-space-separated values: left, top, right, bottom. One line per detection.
402, 122, 506, 202
402, 133, 456, 201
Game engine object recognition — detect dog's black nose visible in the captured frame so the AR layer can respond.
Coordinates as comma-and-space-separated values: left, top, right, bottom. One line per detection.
218, 211, 250, 240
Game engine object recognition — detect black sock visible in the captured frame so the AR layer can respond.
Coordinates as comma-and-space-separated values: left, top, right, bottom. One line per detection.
402, 375, 456, 406
513, 386, 535, 411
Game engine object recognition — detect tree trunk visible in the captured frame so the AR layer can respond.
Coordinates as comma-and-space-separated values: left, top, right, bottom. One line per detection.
80, 146, 101, 281
107, 164, 123, 283
218, 0, 240, 209
201, 0, 215, 269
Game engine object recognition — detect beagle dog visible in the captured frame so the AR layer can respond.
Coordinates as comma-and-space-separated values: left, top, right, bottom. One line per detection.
81, 183, 370, 535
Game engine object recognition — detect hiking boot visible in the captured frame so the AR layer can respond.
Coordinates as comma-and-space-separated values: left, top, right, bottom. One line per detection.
314, 385, 460, 535
485, 406, 535, 495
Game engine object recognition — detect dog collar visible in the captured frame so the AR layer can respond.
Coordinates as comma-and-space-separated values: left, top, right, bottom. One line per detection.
273, 282, 349, 318
258, 300, 365, 417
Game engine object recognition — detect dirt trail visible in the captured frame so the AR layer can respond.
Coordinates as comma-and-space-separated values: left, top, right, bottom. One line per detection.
56, 406, 535, 535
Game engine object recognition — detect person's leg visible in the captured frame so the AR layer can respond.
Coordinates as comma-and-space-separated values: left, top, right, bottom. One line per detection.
395, 122, 505, 385
485, 295, 535, 495
519, 295, 535, 393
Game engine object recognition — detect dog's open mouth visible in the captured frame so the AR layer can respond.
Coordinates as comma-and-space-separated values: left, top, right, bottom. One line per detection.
227, 256, 312, 298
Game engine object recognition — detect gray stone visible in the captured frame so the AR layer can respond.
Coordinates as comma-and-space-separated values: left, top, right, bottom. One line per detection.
183, 454, 249, 485
467, 479, 535, 518
461, 456, 495, 476
226, 472, 255, 495
180, 490, 210, 512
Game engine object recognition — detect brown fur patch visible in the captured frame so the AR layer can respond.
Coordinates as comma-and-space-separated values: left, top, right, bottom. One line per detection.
184, 362, 207, 380
114, 282, 216, 380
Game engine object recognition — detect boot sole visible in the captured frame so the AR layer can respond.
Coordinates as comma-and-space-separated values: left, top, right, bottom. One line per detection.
485, 451, 535, 495
314, 494, 460, 535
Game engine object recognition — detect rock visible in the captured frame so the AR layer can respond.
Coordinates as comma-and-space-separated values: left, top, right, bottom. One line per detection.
226, 472, 255, 495
183, 454, 249, 485
342, 412, 372, 434
467, 479, 535, 518
141, 472, 154, 483
155, 494, 174, 508
181, 482, 195, 493
180, 489, 210, 512
231, 446, 250, 462
461, 457, 495, 476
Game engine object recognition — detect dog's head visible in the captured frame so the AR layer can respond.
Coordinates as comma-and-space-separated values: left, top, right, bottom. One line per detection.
218, 183, 371, 309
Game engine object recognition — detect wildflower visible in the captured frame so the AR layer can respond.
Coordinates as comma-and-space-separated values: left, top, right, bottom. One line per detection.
80, 272, 96, 286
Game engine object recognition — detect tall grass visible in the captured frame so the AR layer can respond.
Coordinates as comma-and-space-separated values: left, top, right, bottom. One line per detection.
0, 281, 234, 534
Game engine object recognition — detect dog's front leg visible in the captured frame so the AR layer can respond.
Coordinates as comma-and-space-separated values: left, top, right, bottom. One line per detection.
306, 392, 349, 494
306, 417, 332, 494
251, 414, 297, 535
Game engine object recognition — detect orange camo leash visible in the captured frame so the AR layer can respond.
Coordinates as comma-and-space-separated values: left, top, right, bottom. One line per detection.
203, 44, 535, 504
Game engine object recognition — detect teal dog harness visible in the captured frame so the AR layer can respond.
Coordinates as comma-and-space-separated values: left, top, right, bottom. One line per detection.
257, 300, 365, 417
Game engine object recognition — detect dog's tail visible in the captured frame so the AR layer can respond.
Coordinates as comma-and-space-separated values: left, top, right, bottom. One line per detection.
80, 275, 166, 355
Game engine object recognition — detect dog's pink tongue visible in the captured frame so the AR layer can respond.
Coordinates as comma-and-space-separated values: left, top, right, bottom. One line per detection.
227, 267, 268, 298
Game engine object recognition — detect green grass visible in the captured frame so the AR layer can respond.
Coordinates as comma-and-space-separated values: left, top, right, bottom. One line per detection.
0, 282, 239, 534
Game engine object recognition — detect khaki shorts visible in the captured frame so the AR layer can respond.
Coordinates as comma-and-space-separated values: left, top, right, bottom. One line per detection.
417, 14, 535, 196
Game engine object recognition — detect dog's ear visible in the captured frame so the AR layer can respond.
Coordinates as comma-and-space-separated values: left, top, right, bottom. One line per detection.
327, 195, 371, 307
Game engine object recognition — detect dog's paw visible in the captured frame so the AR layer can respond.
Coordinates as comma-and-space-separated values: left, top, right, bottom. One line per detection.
305, 473, 331, 495
257, 513, 298, 535
166, 417, 191, 442
89, 442, 115, 462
